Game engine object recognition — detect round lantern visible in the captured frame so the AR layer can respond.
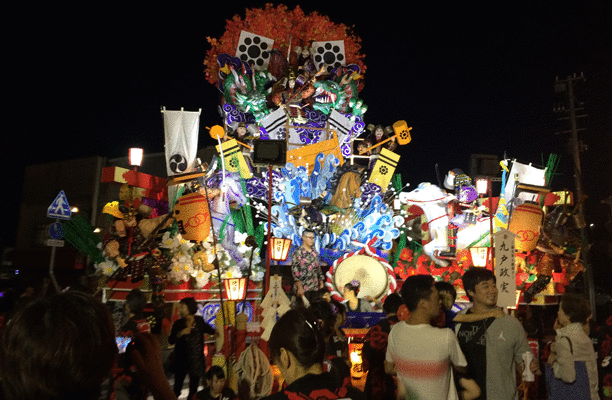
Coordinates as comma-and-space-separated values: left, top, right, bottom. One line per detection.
173, 192, 211, 242
508, 202, 543, 252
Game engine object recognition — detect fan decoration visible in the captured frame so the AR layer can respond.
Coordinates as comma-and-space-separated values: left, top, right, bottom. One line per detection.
204, 4, 366, 87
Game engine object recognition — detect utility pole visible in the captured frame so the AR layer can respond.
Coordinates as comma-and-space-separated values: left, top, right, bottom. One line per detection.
554, 73, 588, 215
553, 73, 595, 319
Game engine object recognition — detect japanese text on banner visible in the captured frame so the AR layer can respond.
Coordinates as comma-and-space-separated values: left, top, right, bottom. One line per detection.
494, 229, 517, 308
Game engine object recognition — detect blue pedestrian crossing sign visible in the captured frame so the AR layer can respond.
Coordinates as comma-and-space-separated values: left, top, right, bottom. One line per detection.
47, 191, 72, 220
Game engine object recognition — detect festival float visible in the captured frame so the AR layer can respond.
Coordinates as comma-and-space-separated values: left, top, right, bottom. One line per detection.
60, 4, 587, 396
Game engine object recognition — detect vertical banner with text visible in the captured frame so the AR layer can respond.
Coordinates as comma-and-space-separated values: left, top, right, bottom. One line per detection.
494, 229, 517, 308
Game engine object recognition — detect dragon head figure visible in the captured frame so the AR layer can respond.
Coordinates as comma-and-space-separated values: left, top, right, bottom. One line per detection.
312, 80, 346, 115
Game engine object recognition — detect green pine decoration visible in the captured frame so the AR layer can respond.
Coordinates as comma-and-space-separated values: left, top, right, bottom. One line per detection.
61, 215, 105, 264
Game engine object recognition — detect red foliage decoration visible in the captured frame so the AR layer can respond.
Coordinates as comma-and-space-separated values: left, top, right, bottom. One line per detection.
204, 4, 366, 86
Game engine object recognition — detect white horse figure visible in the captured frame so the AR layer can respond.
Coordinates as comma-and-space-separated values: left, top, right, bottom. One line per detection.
209, 172, 249, 268
399, 182, 492, 266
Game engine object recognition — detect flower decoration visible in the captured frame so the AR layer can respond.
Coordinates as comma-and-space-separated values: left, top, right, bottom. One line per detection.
204, 4, 366, 86
192, 268, 212, 289
96, 260, 118, 277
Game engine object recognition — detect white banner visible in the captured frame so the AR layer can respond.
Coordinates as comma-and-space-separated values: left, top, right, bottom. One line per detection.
162, 108, 201, 177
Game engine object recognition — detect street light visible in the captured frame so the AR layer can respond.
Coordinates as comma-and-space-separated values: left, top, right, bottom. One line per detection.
129, 148, 144, 168
475, 178, 489, 196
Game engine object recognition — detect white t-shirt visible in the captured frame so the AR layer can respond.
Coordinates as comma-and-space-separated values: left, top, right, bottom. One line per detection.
386, 322, 467, 400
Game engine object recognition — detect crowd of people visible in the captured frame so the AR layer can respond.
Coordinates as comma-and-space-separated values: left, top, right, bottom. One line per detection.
0, 266, 609, 400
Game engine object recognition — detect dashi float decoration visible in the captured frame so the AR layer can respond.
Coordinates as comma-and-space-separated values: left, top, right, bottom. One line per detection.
81, 5, 587, 342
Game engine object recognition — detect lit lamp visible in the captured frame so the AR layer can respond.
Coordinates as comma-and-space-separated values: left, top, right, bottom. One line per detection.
476, 178, 489, 197
269, 237, 292, 261
470, 247, 490, 267
223, 277, 247, 301
129, 148, 144, 168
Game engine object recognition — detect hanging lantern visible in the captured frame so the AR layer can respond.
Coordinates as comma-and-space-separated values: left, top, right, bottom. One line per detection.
223, 277, 247, 301
508, 202, 543, 252
469, 247, 490, 267
269, 237, 292, 261
173, 192, 211, 242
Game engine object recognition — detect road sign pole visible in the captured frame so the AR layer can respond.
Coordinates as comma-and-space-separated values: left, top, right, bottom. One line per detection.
49, 242, 60, 292
47, 218, 62, 292
47, 192, 71, 292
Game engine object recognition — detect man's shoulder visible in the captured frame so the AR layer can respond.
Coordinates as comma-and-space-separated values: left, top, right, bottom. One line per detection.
488, 314, 528, 342
390, 322, 452, 339
491, 314, 524, 329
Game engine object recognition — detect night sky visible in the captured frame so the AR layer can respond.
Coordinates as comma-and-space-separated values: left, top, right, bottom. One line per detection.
4, 1, 611, 248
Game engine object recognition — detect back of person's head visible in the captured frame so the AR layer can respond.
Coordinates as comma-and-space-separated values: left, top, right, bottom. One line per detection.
317, 288, 331, 301
206, 365, 225, 381
435, 281, 457, 301
180, 296, 198, 315
268, 307, 326, 369
462, 268, 496, 302
400, 274, 435, 312
0, 291, 117, 400
309, 300, 336, 340
382, 293, 403, 315
126, 288, 147, 317
560, 293, 592, 324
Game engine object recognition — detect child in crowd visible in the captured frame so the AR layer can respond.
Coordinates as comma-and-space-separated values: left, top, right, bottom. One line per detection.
195, 365, 236, 400
433, 280, 505, 329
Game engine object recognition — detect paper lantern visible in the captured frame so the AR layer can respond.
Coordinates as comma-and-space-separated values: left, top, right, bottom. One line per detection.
173, 192, 211, 242
469, 247, 490, 267
269, 237, 292, 261
223, 277, 247, 301
508, 203, 543, 252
